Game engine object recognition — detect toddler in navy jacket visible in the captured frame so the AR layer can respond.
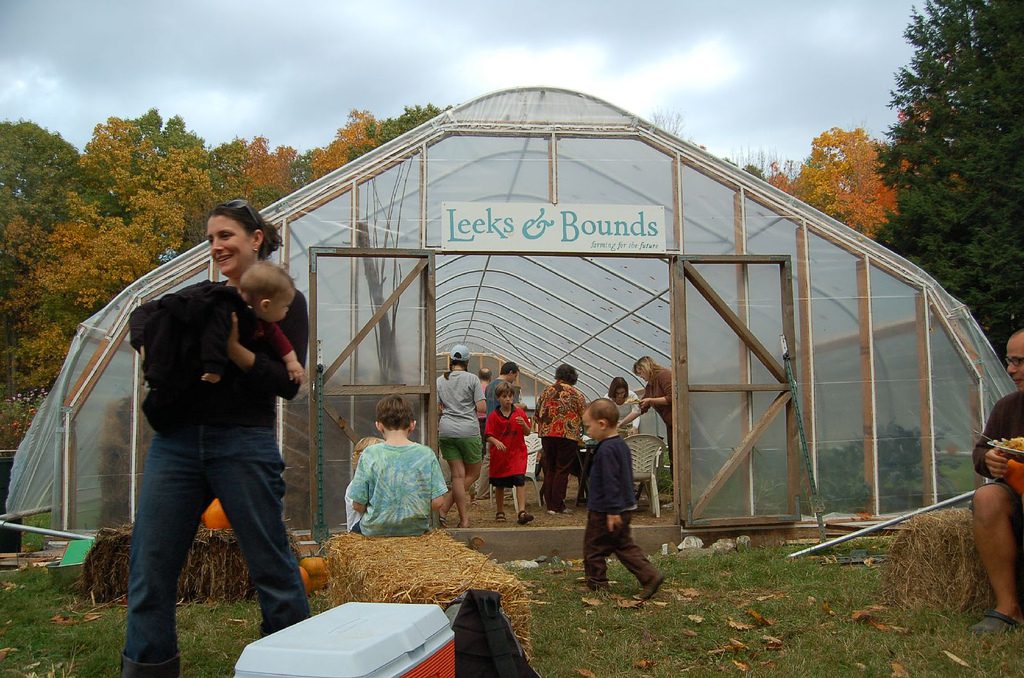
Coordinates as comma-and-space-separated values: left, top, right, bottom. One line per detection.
582, 398, 664, 599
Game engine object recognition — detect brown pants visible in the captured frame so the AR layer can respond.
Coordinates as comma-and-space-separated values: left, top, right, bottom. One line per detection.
584, 510, 660, 590
540, 436, 577, 512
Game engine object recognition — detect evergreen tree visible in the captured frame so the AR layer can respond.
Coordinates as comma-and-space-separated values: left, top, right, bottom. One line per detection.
879, 0, 1024, 347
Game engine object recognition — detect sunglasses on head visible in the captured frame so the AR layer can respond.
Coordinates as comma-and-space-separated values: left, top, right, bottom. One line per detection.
222, 199, 262, 226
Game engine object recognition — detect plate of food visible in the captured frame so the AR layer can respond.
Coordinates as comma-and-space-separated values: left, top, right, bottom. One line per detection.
988, 437, 1024, 459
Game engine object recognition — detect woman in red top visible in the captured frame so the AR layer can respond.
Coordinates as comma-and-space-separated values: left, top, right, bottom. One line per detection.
634, 356, 674, 466
535, 363, 587, 514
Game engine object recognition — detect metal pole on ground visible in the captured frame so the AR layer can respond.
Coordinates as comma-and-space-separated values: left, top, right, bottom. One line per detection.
0, 520, 92, 541
786, 489, 975, 558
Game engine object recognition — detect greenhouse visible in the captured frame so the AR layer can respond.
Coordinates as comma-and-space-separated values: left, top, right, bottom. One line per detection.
6, 86, 1010, 534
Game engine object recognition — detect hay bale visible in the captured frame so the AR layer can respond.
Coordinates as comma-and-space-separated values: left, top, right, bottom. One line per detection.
325, 531, 533, 654
80, 525, 302, 603
80, 526, 132, 602
881, 508, 1024, 612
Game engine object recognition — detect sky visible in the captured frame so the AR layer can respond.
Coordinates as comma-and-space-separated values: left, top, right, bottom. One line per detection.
0, 1, 921, 164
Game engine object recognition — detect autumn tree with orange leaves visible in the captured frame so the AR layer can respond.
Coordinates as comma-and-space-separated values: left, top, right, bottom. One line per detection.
1, 103, 447, 392
793, 127, 896, 238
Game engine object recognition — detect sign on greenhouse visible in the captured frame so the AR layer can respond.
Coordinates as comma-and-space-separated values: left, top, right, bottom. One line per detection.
441, 202, 666, 253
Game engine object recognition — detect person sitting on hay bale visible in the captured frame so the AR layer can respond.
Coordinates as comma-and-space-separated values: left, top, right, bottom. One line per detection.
971, 329, 1024, 634
345, 436, 384, 534
348, 395, 449, 536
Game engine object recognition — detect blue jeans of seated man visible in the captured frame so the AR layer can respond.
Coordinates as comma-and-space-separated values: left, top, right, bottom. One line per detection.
122, 424, 309, 670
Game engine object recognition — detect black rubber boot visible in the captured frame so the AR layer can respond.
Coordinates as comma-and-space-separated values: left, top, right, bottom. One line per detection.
121, 653, 180, 678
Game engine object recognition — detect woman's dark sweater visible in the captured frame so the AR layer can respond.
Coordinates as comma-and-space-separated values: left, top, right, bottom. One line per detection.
129, 280, 307, 430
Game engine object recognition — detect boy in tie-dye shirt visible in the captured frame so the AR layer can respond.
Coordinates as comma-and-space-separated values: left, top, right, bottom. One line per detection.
349, 396, 450, 536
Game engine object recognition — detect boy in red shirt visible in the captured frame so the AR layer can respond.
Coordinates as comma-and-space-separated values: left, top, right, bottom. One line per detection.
485, 382, 534, 525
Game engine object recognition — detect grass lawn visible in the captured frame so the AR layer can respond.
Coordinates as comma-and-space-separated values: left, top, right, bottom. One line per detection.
1, 537, 1022, 676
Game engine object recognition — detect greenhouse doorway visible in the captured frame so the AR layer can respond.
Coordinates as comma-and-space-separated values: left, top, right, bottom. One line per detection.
676, 255, 802, 528
306, 247, 437, 535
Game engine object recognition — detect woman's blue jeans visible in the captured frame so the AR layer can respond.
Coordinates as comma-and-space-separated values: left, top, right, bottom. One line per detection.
122, 424, 309, 669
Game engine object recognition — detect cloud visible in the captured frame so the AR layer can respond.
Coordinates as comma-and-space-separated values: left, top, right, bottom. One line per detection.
0, 0, 920, 161
458, 38, 742, 118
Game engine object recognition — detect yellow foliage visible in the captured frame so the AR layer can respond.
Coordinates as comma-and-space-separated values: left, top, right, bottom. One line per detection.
793, 127, 896, 238
310, 110, 379, 180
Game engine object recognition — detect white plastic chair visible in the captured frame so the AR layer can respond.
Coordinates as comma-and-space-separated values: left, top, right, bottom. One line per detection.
625, 434, 664, 518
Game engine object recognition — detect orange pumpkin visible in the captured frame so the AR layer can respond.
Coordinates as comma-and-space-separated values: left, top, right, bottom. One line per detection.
201, 499, 231, 530
299, 556, 328, 591
299, 565, 313, 595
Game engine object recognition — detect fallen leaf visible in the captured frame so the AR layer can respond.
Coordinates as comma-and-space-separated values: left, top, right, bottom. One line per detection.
651, 600, 669, 607
581, 597, 604, 607
0, 582, 17, 591
807, 596, 816, 604
762, 635, 783, 649
687, 614, 704, 623
616, 598, 644, 609
577, 628, 587, 633
707, 639, 748, 655
851, 609, 874, 622
0, 647, 13, 661
732, 659, 750, 672
634, 658, 656, 669
746, 608, 773, 626
681, 629, 698, 637
891, 661, 909, 678
575, 670, 597, 678
50, 615, 77, 626
942, 650, 970, 668
82, 613, 102, 622
867, 619, 909, 634
821, 600, 835, 615
727, 618, 754, 631
855, 663, 867, 671
678, 587, 701, 597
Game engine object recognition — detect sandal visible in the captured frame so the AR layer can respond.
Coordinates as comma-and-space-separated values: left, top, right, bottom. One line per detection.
970, 609, 1021, 635
495, 512, 507, 522
517, 510, 534, 525
437, 514, 448, 528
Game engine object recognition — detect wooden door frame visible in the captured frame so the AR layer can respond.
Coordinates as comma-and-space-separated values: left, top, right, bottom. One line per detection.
306, 247, 437, 527
672, 254, 800, 527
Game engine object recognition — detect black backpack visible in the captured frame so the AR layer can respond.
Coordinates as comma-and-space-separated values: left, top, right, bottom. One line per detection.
447, 589, 540, 678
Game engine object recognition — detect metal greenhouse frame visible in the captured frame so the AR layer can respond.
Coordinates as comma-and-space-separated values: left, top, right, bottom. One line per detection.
6, 87, 1011, 536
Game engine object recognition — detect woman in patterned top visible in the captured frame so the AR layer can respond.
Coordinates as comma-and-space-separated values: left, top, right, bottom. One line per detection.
535, 363, 587, 514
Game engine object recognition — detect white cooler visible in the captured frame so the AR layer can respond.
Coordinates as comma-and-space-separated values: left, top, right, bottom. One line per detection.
234, 602, 455, 678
